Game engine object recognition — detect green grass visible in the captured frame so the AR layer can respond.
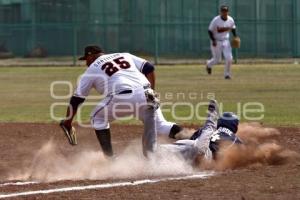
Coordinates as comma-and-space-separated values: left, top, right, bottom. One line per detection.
0, 64, 299, 126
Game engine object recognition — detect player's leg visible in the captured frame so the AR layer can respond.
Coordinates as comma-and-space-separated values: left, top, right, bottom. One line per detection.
193, 100, 219, 160
91, 91, 144, 157
142, 104, 157, 156
95, 129, 113, 157
91, 96, 114, 157
223, 40, 233, 79
161, 101, 219, 161
206, 41, 222, 74
190, 99, 219, 140
155, 107, 183, 139
160, 140, 198, 161
203, 99, 219, 130
139, 88, 159, 157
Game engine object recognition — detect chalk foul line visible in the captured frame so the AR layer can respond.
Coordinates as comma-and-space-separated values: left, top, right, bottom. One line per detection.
0, 181, 38, 187
0, 172, 214, 199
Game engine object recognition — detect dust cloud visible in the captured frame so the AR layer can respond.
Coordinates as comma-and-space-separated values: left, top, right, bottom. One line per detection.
7, 139, 194, 182
7, 123, 298, 182
203, 123, 299, 170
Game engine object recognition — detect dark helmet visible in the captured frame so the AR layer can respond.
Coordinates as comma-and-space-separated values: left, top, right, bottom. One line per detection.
217, 112, 239, 133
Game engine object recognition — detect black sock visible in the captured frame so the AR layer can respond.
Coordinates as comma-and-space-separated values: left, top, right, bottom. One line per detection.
169, 124, 183, 139
95, 129, 113, 157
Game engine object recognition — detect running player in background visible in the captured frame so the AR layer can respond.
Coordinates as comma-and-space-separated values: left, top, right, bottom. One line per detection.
206, 5, 238, 79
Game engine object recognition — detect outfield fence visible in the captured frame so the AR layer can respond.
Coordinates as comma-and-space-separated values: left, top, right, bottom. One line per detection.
0, 0, 299, 64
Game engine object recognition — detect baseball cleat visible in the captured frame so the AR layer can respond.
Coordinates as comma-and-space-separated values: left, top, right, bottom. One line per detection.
206, 65, 212, 75
225, 75, 231, 80
208, 99, 218, 113
206, 99, 220, 127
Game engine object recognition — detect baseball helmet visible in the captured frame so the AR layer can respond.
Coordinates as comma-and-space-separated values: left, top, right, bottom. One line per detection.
217, 112, 239, 133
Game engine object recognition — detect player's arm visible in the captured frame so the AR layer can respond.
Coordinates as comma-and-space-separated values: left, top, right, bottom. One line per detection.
61, 73, 93, 129
208, 30, 215, 41
60, 95, 85, 145
142, 62, 155, 89
231, 19, 237, 37
62, 96, 85, 128
208, 30, 217, 47
129, 53, 156, 89
208, 18, 217, 46
231, 28, 237, 37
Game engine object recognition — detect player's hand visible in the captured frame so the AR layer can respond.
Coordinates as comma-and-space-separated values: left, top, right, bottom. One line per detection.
212, 40, 217, 47
145, 89, 160, 110
59, 119, 78, 145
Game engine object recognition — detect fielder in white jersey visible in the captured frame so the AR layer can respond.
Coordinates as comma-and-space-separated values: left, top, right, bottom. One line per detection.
206, 5, 238, 79
60, 45, 182, 157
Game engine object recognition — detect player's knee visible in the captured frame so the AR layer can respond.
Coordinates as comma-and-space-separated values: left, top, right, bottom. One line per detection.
212, 57, 221, 64
91, 116, 110, 130
225, 56, 233, 62
156, 121, 176, 136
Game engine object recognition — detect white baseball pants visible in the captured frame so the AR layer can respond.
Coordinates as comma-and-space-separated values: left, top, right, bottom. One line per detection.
91, 89, 174, 135
207, 40, 233, 77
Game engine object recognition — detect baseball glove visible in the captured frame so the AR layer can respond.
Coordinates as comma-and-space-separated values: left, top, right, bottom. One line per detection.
59, 120, 77, 145
144, 88, 160, 110
231, 36, 241, 48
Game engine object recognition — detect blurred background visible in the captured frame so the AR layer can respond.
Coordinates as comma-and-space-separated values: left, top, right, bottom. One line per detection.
0, 0, 299, 64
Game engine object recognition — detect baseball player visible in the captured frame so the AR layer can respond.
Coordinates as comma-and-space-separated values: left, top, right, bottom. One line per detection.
206, 5, 238, 79
60, 45, 182, 157
162, 100, 242, 162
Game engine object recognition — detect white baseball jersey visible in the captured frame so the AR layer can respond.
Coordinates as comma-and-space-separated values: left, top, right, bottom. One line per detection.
208, 15, 236, 41
74, 53, 150, 97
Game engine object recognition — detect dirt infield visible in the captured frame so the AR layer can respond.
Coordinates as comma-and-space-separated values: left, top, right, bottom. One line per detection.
0, 123, 299, 200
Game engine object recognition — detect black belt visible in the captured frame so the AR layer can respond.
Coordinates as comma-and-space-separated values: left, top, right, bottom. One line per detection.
118, 90, 132, 95
118, 85, 150, 95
